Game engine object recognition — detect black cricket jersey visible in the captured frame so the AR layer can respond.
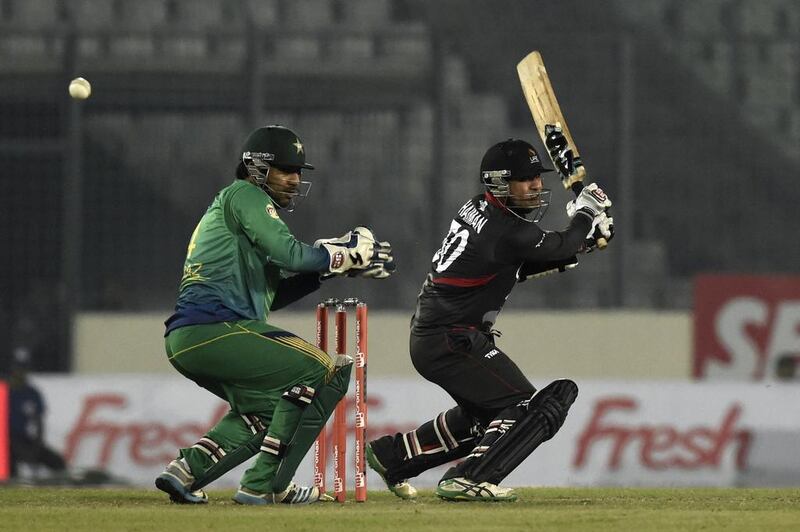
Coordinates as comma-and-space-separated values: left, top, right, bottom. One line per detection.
412, 192, 592, 333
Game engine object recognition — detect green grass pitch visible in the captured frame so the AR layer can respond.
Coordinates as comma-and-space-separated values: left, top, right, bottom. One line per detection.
1, 487, 798, 531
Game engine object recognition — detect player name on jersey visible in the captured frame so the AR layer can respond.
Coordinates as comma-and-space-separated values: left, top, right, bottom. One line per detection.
458, 201, 488, 234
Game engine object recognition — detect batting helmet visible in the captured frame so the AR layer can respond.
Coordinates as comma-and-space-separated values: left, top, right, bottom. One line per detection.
480, 138, 552, 222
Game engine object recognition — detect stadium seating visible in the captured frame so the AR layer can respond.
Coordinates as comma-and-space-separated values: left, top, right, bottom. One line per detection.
615, 0, 799, 161
1, 0, 798, 321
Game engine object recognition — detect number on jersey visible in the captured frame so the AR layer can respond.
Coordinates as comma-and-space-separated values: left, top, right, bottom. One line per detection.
432, 220, 469, 273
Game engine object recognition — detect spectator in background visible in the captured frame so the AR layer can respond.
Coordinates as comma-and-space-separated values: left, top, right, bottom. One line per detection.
7, 347, 67, 480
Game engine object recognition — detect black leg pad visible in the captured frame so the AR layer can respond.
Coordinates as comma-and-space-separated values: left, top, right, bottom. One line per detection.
453, 379, 578, 485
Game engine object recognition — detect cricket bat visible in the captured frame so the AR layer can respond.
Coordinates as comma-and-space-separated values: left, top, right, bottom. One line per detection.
517, 50, 607, 248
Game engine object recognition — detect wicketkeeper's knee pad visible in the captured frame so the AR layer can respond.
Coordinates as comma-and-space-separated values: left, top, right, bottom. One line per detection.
190, 424, 267, 491
451, 379, 578, 485
281, 384, 317, 408
189, 381, 323, 492
271, 360, 353, 493
258, 383, 320, 460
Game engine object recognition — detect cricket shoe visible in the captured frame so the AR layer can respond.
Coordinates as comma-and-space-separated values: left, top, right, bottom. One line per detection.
365, 441, 418, 500
232, 483, 332, 505
435, 477, 517, 502
155, 459, 208, 504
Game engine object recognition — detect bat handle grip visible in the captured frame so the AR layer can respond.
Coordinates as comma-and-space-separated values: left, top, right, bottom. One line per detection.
570, 181, 585, 196
570, 181, 608, 250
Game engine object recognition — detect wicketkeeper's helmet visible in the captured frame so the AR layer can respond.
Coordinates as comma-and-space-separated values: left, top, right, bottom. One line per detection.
240, 125, 314, 211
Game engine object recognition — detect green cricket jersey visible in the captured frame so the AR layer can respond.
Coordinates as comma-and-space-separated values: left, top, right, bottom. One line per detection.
165, 179, 328, 333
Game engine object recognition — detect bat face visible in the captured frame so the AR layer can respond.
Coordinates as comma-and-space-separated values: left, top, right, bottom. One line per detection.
516, 51, 586, 191
517, 50, 608, 249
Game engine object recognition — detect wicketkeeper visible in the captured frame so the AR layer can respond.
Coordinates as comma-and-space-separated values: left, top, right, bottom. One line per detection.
366, 136, 613, 501
156, 125, 394, 505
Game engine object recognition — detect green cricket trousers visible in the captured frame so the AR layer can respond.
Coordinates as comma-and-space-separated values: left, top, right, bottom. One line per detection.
165, 320, 333, 493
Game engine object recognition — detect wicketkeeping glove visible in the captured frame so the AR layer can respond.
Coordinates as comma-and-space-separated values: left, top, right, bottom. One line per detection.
314, 227, 394, 277
348, 255, 396, 279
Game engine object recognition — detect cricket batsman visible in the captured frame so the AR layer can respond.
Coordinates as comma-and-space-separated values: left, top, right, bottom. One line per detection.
366, 136, 613, 501
155, 125, 394, 505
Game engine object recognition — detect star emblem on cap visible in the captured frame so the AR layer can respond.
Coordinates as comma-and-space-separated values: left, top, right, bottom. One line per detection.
293, 139, 304, 154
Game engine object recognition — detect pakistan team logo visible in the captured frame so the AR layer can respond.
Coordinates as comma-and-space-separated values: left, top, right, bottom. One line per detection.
265, 203, 280, 219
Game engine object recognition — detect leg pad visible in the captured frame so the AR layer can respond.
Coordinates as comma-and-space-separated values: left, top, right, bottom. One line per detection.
271, 361, 353, 493
453, 379, 578, 485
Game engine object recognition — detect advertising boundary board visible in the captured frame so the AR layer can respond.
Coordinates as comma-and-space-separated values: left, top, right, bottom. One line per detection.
15, 375, 800, 489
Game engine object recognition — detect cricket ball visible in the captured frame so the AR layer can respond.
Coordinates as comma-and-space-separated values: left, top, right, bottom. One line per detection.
69, 77, 91, 100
